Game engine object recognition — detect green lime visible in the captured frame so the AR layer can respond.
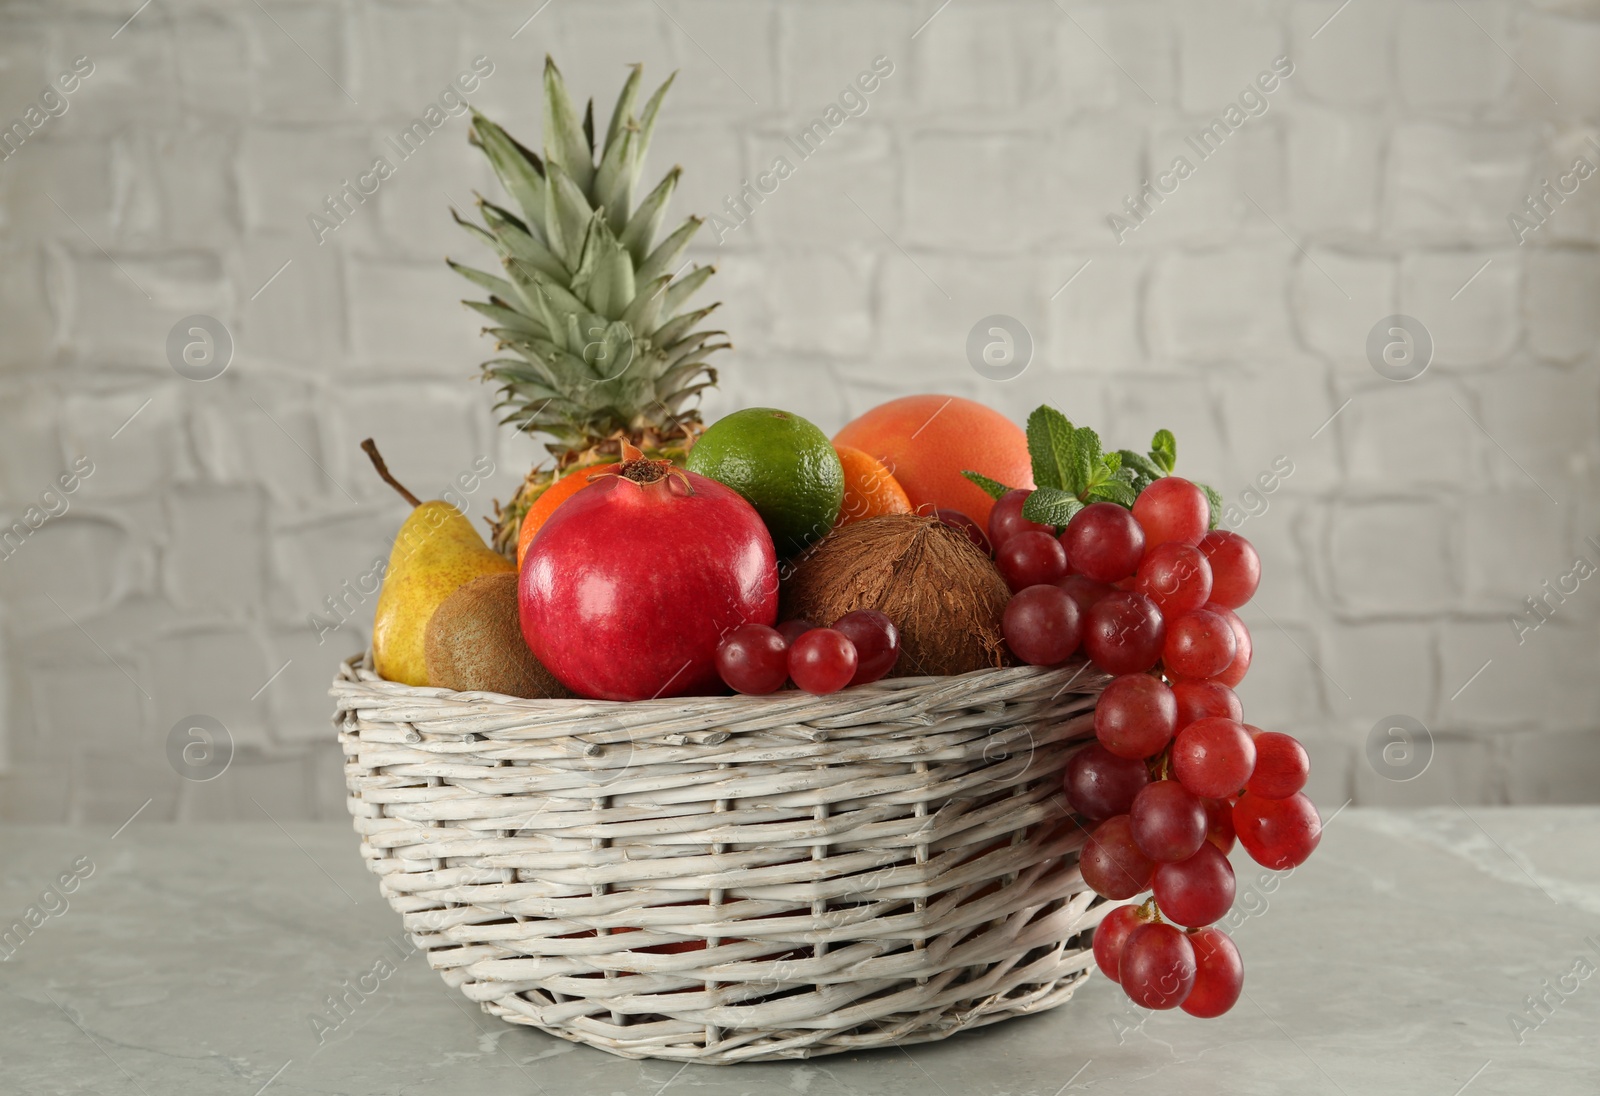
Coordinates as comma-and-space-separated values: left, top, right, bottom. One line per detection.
687, 407, 844, 556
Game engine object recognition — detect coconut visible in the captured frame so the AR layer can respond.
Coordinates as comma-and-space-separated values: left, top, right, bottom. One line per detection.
780, 513, 1012, 677
425, 572, 571, 699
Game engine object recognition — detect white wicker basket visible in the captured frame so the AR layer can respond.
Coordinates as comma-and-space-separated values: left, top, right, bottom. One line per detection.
332, 653, 1112, 1063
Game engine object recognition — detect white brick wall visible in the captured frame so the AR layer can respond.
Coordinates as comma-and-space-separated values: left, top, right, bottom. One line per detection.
0, 0, 1596, 820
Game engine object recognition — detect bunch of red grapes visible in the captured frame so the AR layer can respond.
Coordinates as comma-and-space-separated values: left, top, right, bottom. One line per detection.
715, 611, 900, 695
988, 477, 1321, 1019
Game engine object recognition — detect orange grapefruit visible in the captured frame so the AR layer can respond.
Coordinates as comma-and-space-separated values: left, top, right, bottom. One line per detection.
516, 463, 620, 568
833, 395, 1032, 528
832, 445, 912, 528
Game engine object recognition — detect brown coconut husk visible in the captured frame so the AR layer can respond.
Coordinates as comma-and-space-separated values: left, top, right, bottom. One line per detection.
780, 513, 1013, 678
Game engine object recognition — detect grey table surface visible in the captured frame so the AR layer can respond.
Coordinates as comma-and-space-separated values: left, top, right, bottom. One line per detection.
0, 808, 1595, 1095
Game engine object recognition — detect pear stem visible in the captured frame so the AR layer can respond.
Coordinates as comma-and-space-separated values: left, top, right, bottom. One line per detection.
360, 438, 423, 508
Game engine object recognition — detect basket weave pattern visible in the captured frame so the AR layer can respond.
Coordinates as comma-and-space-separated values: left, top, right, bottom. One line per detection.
333, 655, 1111, 1063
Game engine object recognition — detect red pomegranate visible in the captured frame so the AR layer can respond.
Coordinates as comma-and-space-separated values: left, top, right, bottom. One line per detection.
519, 444, 779, 701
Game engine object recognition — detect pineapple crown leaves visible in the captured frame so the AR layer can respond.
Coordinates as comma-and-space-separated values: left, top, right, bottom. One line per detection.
447, 57, 725, 457
962, 405, 1221, 530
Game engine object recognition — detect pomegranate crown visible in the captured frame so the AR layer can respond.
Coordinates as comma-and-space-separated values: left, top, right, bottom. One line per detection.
598, 441, 695, 494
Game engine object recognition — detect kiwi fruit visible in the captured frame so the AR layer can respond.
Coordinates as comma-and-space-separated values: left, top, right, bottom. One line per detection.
424, 572, 570, 699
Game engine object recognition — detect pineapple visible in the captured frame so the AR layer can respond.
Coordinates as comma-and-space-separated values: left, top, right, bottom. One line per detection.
451, 57, 727, 557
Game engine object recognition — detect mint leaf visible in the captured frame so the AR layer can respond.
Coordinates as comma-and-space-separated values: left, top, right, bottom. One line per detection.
961, 470, 1013, 501
1075, 426, 1104, 468
1084, 448, 1119, 492
1116, 450, 1162, 496
1111, 464, 1142, 490
1086, 479, 1138, 507
1196, 482, 1223, 529
1022, 487, 1085, 528
1116, 449, 1162, 481
1149, 429, 1177, 474
1067, 425, 1102, 494
1026, 405, 1076, 492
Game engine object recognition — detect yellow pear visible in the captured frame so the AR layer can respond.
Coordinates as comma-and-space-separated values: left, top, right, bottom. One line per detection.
363, 439, 514, 686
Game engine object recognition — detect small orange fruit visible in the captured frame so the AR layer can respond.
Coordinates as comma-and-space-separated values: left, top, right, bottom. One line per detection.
833, 444, 912, 528
516, 463, 620, 568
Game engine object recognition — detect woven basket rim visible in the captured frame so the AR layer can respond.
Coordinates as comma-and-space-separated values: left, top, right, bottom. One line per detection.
335, 651, 1105, 714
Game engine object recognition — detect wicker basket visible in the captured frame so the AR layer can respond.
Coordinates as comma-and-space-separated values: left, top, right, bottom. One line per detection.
332, 653, 1112, 1064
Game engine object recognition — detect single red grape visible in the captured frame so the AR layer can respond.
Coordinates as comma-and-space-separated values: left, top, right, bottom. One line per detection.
1199, 530, 1260, 609
1181, 927, 1244, 1017
1172, 717, 1257, 798
1063, 743, 1151, 820
1152, 842, 1236, 927
787, 628, 857, 695
996, 530, 1069, 592
1056, 574, 1116, 617
988, 488, 1050, 548
1234, 792, 1321, 869
1202, 796, 1236, 853
1083, 591, 1166, 675
1246, 730, 1309, 799
1162, 609, 1238, 680
1131, 476, 1209, 548
936, 509, 991, 554
1206, 604, 1252, 687
1119, 922, 1196, 1010
1061, 502, 1146, 583
1134, 542, 1213, 616
1171, 679, 1242, 728
715, 624, 790, 695
1002, 584, 1082, 666
1079, 814, 1156, 900
1130, 780, 1208, 862
1092, 904, 1142, 983
1095, 674, 1178, 759
777, 619, 815, 644
832, 610, 900, 685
